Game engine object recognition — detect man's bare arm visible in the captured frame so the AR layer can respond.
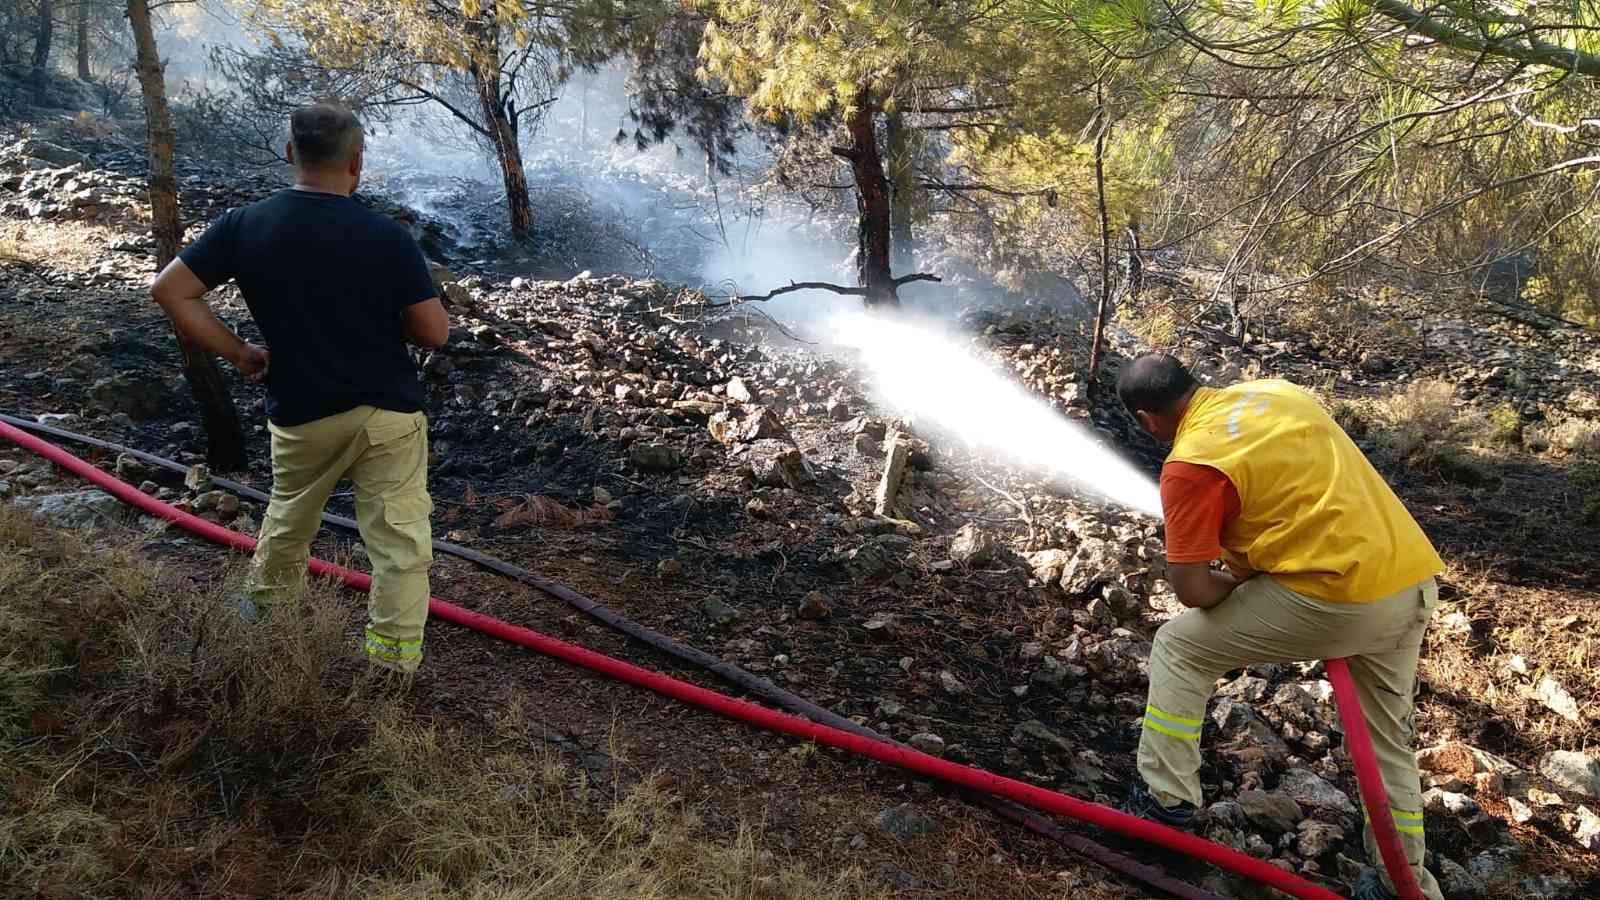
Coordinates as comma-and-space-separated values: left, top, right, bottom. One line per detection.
150, 258, 268, 381
403, 297, 449, 348
1168, 562, 1241, 610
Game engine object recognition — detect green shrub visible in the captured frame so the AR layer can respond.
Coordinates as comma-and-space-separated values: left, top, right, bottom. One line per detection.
1487, 403, 1522, 446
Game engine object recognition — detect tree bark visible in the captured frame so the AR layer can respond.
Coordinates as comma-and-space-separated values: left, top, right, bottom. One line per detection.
1088, 88, 1113, 394
468, 18, 533, 238
840, 84, 896, 307
885, 106, 915, 269
76, 0, 90, 80
129, 0, 246, 471
1122, 221, 1143, 302
32, 0, 54, 84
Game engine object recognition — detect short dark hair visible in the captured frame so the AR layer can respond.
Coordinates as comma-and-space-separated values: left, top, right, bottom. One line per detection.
1117, 353, 1198, 416
290, 103, 363, 169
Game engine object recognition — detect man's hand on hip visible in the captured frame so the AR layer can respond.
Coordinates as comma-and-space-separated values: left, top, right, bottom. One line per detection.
231, 343, 270, 382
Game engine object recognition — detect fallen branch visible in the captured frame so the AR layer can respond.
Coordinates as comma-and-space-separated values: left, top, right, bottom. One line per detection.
973, 473, 1036, 546
735, 274, 942, 304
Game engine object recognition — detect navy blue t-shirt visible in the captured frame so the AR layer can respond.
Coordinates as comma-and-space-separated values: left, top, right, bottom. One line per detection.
180, 188, 436, 426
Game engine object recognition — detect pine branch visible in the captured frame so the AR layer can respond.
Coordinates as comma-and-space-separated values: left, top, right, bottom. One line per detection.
1373, 0, 1600, 78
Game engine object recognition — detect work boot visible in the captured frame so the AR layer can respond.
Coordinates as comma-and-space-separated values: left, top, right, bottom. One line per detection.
1121, 781, 1196, 830
1351, 868, 1400, 900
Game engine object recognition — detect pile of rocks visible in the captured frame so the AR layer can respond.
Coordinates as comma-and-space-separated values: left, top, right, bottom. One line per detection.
0, 139, 145, 226
2, 446, 263, 536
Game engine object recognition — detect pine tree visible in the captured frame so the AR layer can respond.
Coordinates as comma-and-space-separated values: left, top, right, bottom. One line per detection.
1029, 0, 1600, 324
129, 0, 247, 469
257, 0, 583, 239
698, 1, 1054, 305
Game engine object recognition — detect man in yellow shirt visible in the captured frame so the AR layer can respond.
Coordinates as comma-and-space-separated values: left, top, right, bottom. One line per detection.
1115, 354, 1445, 900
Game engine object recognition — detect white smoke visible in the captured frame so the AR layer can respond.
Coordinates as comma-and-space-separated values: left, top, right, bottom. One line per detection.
829, 312, 1163, 517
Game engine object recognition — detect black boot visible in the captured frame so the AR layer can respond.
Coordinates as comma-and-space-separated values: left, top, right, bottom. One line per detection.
1351, 868, 1400, 900
1121, 781, 1196, 830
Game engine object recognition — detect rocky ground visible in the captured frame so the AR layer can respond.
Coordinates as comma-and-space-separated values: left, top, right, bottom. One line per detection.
4, 113, 1600, 899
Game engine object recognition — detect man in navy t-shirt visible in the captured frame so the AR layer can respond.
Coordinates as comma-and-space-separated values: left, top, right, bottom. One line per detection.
151, 103, 449, 677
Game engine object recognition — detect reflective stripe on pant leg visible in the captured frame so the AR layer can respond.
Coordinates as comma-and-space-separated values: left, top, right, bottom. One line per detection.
364, 626, 423, 672
1137, 614, 1215, 808
1365, 807, 1425, 835
1143, 704, 1204, 741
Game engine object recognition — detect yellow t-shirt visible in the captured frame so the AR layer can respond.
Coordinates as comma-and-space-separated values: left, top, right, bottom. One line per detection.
1167, 380, 1444, 603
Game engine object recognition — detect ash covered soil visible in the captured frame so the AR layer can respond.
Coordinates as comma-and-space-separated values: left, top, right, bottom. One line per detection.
5, 125, 1600, 899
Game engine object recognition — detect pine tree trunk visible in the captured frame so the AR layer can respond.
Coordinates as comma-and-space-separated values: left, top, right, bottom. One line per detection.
468, 20, 533, 238
842, 85, 896, 307
1088, 89, 1113, 394
32, 0, 54, 84
489, 108, 533, 236
129, 0, 246, 471
885, 106, 915, 269
76, 0, 90, 80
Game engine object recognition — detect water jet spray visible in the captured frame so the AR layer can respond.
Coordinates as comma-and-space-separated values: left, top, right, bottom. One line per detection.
829, 312, 1163, 518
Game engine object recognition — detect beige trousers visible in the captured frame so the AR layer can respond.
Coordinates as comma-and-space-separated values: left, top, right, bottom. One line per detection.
246, 406, 433, 673
1138, 576, 1443, 900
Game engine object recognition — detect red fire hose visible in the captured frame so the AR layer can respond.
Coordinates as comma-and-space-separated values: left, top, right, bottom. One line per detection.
2, 419, 1363, 899
1326, 658, 1425, 900
0, 416, 1219, 899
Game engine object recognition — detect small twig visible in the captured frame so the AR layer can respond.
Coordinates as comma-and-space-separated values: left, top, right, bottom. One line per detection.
768, 550, 789, 593
732, 306, 819, 345
972, 474, 1036, 545
101, 739, 150, 776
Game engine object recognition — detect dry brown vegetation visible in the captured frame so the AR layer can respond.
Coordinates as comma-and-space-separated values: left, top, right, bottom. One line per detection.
1326, 379, 1600, 742
1331, 378, 1600, 490
1329, 380, 1504, 487
0, 218, 127, 271
0, 506, 859, 899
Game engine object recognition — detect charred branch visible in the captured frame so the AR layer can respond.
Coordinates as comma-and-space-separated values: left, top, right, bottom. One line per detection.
734, 274, 942, 304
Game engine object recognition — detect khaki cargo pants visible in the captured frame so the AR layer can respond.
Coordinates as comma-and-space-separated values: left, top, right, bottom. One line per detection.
246, 406, 433, 673
1138, 576, 1443, 900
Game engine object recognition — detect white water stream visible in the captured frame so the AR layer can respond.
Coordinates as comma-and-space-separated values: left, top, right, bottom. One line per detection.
829, 312, 1163, 518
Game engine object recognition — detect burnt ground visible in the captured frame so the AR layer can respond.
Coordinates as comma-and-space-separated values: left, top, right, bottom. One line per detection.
6, 118, 1600, 897
0, 267, 1139, 898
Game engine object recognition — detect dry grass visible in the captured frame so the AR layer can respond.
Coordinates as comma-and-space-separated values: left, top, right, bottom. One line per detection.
0, 218, 129, 271
1331, 379, 1499, 485
493, 494, 616, 529
1421, 571, 1599, 750
1525, 415, 1600, 458
1115, 292, 1182, 349
1275, 287, 1418, 360
0, 505, 860, 899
